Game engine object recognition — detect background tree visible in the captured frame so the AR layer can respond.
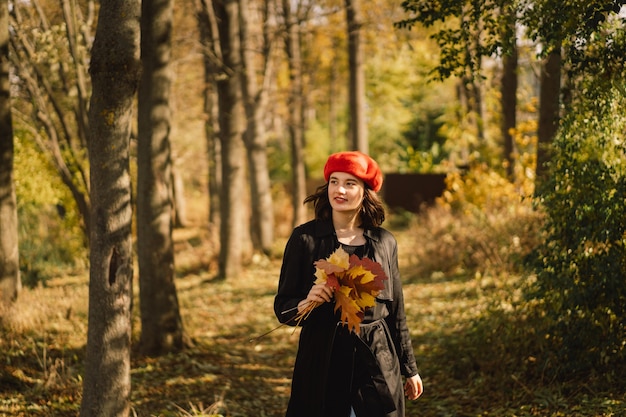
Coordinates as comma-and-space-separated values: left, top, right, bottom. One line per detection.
499, 3, 517, 180
213, 0, 250, 279
196, 0, 275, 255
241, 0, 275, 255
526, 2, 626, 379
137, 0, 186, 355
519, 0, 626, 192
194, 0, 222, 231
535, 46, 560, 190
396, 0, 511, 170
0, 0, 20, 306
281, 0, 308, 227
79, 0, 139, 414
9, 0, 92, 240
345, 0, 367, 152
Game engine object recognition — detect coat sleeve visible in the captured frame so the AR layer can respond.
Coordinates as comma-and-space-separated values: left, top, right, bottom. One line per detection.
274, 226, 314, 325
383, 232, 419, 378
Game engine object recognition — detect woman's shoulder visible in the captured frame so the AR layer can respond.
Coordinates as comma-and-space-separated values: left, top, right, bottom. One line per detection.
285, 219, 333, 254
291, 218, 334, 238
291, 218, 317, 235
366, 226, 397, 242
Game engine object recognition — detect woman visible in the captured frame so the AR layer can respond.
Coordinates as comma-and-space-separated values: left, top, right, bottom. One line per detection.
274, 151, 423, 417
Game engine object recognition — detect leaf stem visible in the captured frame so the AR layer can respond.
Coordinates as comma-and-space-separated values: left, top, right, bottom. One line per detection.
249, 301, 319, 343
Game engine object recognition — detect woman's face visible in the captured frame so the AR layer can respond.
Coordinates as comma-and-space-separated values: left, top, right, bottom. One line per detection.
328, 172, 365, 214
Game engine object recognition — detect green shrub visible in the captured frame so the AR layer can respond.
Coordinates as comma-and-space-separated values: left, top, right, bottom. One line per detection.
18, 204, 87, 287
14, 133, 87, 287
528, 84, 626, 379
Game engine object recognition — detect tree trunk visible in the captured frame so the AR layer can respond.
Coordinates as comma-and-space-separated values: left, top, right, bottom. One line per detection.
460, 2, 484, 144
345, 0, 367, 153
500, 15, 517, 181
329, 38, 340, 152
241, 0, 274, 255
536, 47, 561, 192
194, 0, 222, 230
171, 163, 189, 228
79, 0, 139, 414
206, 94, 221, 230
213, 0, 249, 279
0, 0, 21, 306
137, 0, 185, 356
282, 0, 307, 228
470, 40, 484, 143
455, 79, 471, 164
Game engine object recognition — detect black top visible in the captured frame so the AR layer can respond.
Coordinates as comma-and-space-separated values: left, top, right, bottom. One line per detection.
340, 242, 365, 257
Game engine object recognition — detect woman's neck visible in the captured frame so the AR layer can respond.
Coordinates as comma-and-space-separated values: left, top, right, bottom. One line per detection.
333, 212, 365, 245
332, 210, 360, 230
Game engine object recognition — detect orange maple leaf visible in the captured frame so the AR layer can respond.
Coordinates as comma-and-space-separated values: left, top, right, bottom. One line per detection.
333, 285, 365, 333
345, 256, 387, 308
336, 255, 388, 331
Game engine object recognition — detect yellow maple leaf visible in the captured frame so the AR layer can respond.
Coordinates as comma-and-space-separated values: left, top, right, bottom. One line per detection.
314, 247, 350, 288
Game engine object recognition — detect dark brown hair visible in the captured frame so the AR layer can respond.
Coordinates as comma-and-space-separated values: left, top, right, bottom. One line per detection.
303, 183, 386, 228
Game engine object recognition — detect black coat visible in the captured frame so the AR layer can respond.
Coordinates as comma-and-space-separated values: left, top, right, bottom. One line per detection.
274, 219, 419, 417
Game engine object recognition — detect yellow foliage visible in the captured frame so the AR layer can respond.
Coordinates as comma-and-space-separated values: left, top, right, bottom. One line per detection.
440, 164, 532, 214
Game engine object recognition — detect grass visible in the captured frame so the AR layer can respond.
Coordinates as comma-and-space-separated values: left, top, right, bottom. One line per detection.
1, 209, 625, 416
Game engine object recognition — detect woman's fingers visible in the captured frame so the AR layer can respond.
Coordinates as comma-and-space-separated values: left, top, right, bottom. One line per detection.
405, 375, 423, 400
308, 284, 333, 303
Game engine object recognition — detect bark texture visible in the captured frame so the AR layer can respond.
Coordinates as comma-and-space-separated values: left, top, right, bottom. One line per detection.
213, 0, 249, 279
137, 0, 185, 355
282, 0, 307, 227
241, 0, 275, 255
79, 0, 139, 415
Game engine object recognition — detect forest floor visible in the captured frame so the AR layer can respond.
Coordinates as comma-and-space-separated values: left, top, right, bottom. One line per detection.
1, 221, 625, 417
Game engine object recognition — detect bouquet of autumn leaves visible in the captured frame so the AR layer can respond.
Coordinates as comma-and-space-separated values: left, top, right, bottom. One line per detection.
250, 247, 388, 343
295, 247, 389, 333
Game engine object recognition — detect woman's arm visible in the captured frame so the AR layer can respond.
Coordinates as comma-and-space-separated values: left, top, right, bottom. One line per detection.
383, 231, 419, 377
274, 231, 308, 324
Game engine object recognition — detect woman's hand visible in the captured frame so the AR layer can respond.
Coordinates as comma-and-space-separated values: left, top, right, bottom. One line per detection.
298, 283, 334, 313
404, 373, 424, 400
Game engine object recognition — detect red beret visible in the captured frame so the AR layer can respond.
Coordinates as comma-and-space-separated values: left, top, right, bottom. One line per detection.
323, 151, 383, 192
